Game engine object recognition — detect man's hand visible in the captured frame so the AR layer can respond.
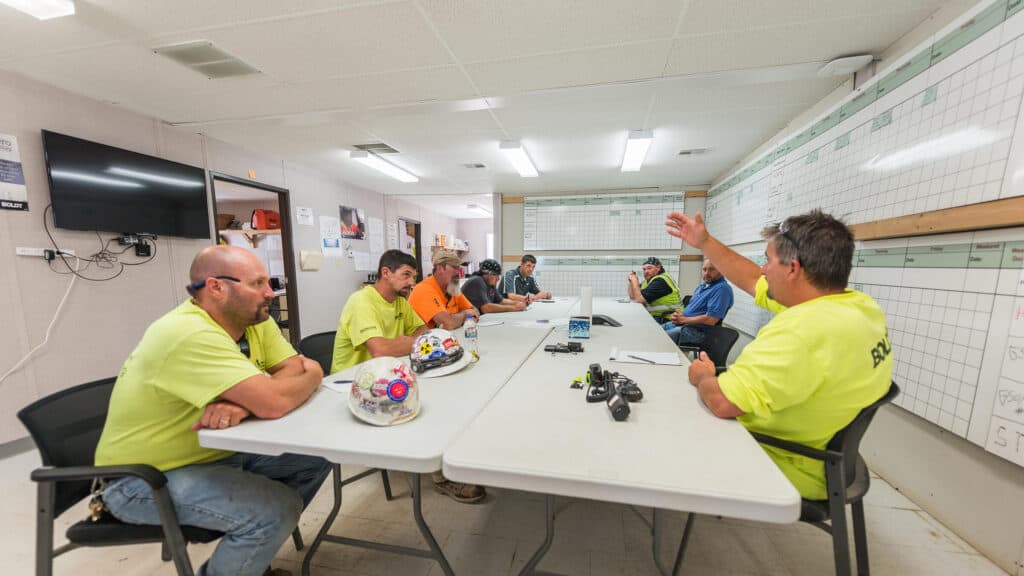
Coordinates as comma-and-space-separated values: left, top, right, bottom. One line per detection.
666, 211, 710, 249
627, 271, 640, 285
538, 291, 553, 299
687, 351, 716, 386
670, 311, 685, 325
192, 401, 250, 431
513, 300, 527, 311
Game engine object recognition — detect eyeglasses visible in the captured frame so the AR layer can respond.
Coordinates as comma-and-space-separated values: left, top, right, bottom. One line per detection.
237, 334, 251, 358
186, 275, 241, 296
777, 223, 801, 262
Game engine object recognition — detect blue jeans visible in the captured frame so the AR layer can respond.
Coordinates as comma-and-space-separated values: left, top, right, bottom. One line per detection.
661, 321, 707, 346
103, 452, 330, 576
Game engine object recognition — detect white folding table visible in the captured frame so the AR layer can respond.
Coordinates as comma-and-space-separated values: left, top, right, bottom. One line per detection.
443, 299, 801, 575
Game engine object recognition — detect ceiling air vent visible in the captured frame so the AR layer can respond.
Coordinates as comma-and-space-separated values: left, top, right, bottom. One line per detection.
153, 41, 260, 79
678, 148, 710, 156
353, 143, 400, 155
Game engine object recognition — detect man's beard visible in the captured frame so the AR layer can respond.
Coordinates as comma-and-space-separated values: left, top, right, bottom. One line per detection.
446, 279, 461, 296
397, 285, 412, 298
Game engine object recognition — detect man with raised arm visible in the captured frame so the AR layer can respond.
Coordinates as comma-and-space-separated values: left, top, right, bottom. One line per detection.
408, 249, 480, 329
665, 209, 892, 500
332, 249, 428, 373
96, 245, 330, 576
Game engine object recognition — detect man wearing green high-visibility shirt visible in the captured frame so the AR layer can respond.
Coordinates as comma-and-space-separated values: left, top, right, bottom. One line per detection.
665, 209, 892, 501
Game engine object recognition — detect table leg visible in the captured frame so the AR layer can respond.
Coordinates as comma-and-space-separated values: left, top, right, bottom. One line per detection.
412, 474, 454, 576
302, 463, 342, 576
652, 509, 695, 576
518, 494, 555, 575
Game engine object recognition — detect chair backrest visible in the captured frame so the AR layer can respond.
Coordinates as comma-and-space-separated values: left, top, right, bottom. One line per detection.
827, 381, 900, 487
701, 325, 739, 366
298, 331, 337, 375
681, 294, 692, 307
17, 377, 117, 517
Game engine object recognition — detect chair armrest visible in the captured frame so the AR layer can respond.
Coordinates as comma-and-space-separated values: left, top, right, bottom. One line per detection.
31, 464, 167, 489
678, 345, 698, 360
749, 432, 842, 464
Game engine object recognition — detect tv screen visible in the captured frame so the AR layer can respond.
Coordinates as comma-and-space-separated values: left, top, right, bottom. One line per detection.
42, 130, 211, 239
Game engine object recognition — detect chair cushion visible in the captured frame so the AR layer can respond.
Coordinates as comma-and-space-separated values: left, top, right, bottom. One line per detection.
798, 455, 871, 524
67, 511, 222, 545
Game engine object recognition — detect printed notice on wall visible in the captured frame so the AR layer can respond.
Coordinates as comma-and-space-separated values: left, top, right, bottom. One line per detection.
0, 133, 28, 211
295, 206, 314, 226
319, 215, 342, 257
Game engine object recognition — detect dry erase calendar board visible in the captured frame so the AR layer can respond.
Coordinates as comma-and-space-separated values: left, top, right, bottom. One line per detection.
707, 0, 1024, 468
523, 193, 684, 251
534, 256, 681, 299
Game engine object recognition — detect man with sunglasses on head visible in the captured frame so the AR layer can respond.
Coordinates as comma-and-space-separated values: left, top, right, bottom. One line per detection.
664, 209, 892, 502
408, 249, 480, 329
95, 245, 330, 576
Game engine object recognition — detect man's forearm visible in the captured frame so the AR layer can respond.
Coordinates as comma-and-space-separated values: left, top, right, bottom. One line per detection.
366, 335, 417, 357
694, 236, 761, 296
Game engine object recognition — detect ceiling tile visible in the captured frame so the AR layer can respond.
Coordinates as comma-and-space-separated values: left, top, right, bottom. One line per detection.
419, 0, 682, 63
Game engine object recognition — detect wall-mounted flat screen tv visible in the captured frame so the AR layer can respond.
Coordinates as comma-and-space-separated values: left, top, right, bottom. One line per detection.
42, 130, 211, 239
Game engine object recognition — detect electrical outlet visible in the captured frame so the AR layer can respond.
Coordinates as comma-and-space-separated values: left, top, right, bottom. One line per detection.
16, 247, 76, 258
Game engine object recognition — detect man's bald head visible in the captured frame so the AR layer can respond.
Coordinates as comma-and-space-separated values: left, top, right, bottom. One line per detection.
189, 245, 262, 284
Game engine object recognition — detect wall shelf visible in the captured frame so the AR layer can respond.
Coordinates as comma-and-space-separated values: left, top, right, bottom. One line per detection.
219, 228, 281, 247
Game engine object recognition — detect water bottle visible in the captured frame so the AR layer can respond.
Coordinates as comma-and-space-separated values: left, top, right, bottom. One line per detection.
463, 314, 479, 358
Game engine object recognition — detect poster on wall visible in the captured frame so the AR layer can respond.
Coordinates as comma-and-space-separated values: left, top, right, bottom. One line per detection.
319, 215, 342, 257
339, 205, 365, 239
0, 133, 28, 211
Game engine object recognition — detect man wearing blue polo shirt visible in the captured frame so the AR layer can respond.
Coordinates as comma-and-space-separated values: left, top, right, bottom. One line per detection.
662, 258, 733, 346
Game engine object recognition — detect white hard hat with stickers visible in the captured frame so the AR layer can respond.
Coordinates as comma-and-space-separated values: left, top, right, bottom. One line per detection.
348, 357, 420, 426
410, 328, 472, 377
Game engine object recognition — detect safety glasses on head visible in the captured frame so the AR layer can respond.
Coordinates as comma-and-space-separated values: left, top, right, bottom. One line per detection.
186, 275, 240, 296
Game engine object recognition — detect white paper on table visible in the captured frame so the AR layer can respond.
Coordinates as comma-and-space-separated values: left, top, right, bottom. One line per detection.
609, 350, 682, 366
476, 319, 504, 327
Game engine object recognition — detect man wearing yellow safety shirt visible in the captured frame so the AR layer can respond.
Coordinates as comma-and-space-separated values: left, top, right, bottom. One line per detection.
665, 209, 892, 501
627, 256, 681, 321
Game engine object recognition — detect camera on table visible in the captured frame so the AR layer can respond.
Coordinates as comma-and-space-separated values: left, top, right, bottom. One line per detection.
585, 363, 642, 421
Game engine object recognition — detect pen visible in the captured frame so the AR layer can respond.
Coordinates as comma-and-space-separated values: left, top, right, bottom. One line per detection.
628, 354, 656, 364
333, 379, 353, 384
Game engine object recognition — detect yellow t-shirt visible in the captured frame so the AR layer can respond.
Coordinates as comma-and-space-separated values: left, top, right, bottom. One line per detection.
331, 285, 425, 373
408, 275, 474, 328
718, 276, 893, 500
95, 300, 296, 471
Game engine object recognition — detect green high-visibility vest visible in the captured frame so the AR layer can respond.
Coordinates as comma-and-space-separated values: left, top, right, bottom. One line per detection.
641, 271, 681, 319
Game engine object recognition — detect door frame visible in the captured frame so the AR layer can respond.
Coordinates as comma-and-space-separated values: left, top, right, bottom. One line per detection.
209, 172, 302, 345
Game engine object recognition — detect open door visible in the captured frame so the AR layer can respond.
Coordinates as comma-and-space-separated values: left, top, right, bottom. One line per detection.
398, 217, 423, 280
210, 173, 301, 345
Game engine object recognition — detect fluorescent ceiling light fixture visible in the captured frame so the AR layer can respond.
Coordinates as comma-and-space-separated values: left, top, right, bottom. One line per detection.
49, 169, 142, 188
862, 127, 1003, 172
621, 130, 653, 172
466, 202, 492, 217
349, 150, 418, 183
499, 141, 538, 177
818, 54, 873, 77
0, 0, 75, 20
108, 167, 205, 188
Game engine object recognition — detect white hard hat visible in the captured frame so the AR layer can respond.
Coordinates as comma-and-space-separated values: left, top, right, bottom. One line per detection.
348, 357, 420, 426
410, 328, 471, 377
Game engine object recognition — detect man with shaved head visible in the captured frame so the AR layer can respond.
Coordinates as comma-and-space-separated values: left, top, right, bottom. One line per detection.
95, 245, 330, 576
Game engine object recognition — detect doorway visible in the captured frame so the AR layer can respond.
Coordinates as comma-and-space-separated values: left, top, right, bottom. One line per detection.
209, 173, 301, 345
398, 217, 423, 280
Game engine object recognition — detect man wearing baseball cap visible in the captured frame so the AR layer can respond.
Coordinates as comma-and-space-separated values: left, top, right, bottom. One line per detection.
408, 249, 479, 330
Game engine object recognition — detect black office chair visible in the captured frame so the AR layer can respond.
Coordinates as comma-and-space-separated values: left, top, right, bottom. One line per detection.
678, 325, 739, 374
750, 382, 900, 576
681, 294, 692, 307
17, 377, 305, 576
297, 331, 396, 501
297, 331, 336, 375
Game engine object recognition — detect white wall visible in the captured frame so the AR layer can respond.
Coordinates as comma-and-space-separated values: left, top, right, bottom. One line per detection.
0, 69, 456, 444
456, 217, 493, 266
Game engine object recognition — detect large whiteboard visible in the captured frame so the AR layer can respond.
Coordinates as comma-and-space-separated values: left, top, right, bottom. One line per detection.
706, 0, 1024, 468
524, 193, 684, 250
